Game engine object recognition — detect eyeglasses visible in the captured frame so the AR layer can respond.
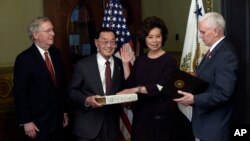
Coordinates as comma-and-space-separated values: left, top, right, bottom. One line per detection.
40, 29, 54, 33
98, 40, 116, 47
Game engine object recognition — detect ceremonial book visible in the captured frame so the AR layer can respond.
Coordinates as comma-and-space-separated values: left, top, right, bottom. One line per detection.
95, 93, 138, 105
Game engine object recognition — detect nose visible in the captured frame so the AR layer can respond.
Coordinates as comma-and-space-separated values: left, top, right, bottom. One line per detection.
152, 37, 157, 42
51, 31, 55, 36
105, 42, 116, 47
106, 42, 112, 46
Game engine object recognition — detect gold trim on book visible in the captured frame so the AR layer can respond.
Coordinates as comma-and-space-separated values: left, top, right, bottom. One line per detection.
95, 94, 138, 105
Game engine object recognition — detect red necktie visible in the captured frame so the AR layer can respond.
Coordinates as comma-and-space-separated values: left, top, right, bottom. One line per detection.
206, 49, 211, 58
105, 61, 111, 95
44, 52, 56, 85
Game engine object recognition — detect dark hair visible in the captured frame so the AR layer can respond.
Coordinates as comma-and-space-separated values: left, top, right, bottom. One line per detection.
139, 16, 168, 48
95, 27, 117, 39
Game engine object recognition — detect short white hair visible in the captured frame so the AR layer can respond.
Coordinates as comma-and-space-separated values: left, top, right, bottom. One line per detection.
27, 17, 51, 40
199, 12, 225, 32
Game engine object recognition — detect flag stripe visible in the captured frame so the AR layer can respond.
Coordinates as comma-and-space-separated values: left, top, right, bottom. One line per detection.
120, 109, 132, 133
119, 130, 126, 141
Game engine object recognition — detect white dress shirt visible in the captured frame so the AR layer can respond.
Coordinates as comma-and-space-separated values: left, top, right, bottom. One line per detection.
96, 53, 114, 94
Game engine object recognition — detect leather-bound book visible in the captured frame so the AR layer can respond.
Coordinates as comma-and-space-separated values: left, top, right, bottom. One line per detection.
160, 69, 209, 98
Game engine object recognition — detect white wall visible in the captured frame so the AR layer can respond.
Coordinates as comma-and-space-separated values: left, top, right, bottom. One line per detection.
141, 0, 191, 52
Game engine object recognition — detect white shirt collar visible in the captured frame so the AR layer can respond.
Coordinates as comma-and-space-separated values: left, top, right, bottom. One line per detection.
35, 44, 50, 60
97, 52, 114, 65
209, 36, 225, 52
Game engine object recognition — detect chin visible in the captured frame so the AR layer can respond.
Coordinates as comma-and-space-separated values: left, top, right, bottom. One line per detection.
49, 41, 54, 45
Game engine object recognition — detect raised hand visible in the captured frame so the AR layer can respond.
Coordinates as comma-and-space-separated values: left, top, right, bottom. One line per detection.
120, 43, 134, 64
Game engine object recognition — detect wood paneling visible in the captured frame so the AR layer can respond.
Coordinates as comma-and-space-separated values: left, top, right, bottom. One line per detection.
0, 66, 24, 141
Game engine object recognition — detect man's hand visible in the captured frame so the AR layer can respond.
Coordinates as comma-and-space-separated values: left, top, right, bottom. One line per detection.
173, 90, 194, 106
63, 113, 69, 127
23, 122, 39, 139
85, 95, 103, 108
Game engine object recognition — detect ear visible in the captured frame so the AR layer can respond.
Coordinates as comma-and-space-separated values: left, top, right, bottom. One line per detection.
33, 32, 39, 39
212, 28, 220, 37
94, 39, 99, 49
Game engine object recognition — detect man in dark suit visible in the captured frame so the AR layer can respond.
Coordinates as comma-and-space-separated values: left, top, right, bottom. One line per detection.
68, 28, 124, 141
174, 12, 239, 141
13, 17, 69, 141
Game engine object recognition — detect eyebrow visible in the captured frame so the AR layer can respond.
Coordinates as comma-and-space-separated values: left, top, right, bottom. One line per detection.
99, 37, 115, 40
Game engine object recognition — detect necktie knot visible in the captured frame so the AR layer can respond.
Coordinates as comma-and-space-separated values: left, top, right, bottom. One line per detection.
105, 60, 110, 65
206, 49, 211, 58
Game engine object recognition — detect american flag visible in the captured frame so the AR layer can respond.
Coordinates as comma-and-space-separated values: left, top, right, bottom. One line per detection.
102, 0, 134, 141
102, 0, 133, 52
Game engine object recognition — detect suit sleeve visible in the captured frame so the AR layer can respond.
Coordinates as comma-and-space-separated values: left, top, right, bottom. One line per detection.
56, 49, 69, 113
13, 54, 32, 124
68, 62, 92, 111
194, 49, 239, 113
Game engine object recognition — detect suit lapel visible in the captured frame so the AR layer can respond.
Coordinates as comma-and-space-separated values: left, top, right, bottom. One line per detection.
90, 55, 105, 95
110, 57, 122, 95
31, 44, 56, 85
197, 39, 225, 76
31, 45, 48, 73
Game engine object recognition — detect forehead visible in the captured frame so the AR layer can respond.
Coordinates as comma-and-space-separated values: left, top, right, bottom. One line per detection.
148, 27, 161, 35
199, 21, 209, 31
99, 32, 116, 39
40, 21, 53, 29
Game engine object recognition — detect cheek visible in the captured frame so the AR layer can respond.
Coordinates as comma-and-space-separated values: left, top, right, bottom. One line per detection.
206, 35, 214, 42
145, 39, 150, 45
157, 38, 162, 44
202, 34, 209, 40
145, 39, 155, 45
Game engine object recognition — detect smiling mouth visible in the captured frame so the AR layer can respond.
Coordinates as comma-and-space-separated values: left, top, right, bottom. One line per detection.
151, 45, 159, 48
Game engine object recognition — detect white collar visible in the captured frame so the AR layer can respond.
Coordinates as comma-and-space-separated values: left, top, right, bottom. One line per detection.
209, 36, 225, 52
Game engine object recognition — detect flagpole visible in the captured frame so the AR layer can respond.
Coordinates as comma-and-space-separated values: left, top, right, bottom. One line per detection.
193, 0, 200, 72
179, 0, 206, 121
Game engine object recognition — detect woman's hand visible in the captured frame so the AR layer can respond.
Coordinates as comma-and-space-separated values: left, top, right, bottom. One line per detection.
117, 88, 137, 94
120, 43, 134, 64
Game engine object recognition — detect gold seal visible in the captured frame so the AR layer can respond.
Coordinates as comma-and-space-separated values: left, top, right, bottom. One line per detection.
174, 80, 185, 88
